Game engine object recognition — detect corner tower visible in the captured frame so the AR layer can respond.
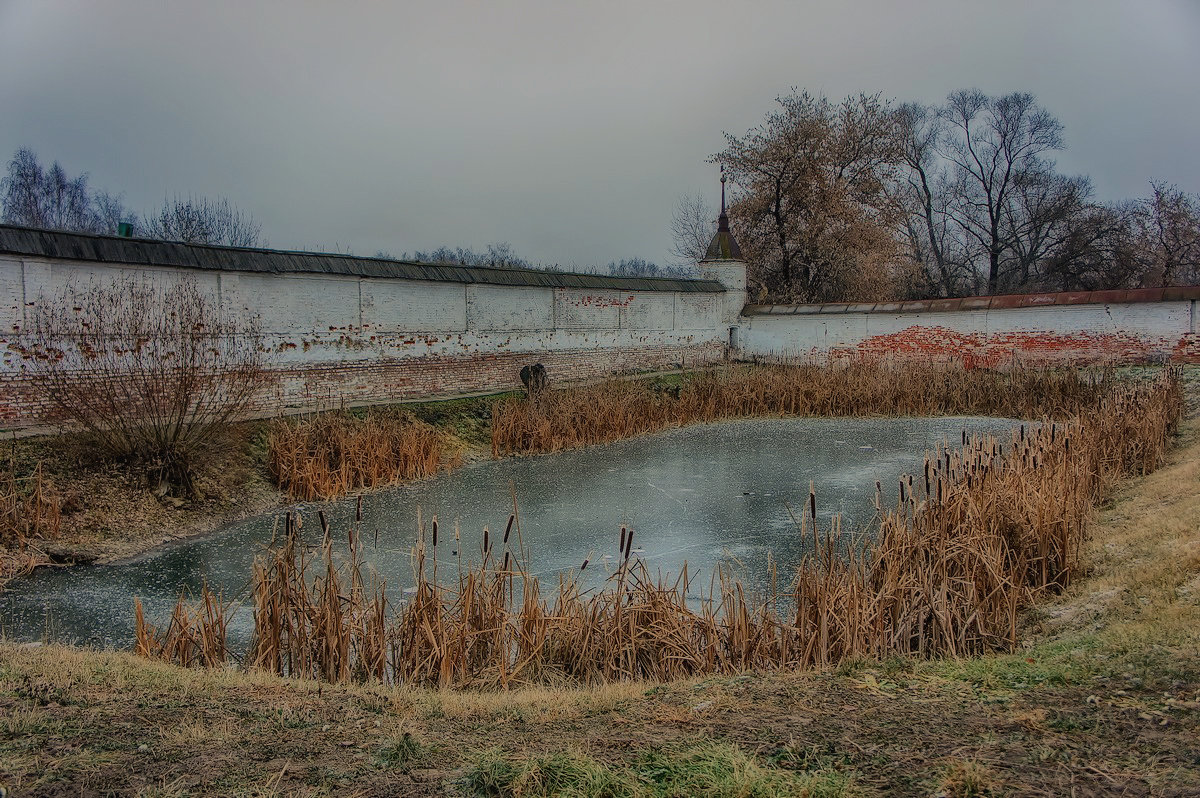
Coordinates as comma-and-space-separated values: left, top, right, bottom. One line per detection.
697, 167, 747, 331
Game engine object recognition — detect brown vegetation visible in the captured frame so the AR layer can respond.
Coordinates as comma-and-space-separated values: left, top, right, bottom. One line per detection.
138, 369, 1182, 689
8, 412, 1200, 794
0, 460, 59, 582
491, 362, 1113, 457
20, 276, 265, 496
267, 411, 462, 501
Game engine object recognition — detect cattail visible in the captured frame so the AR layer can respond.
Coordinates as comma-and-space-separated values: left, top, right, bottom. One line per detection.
619, 525, 627, 552
809, 488, 816, 525
503, 514, 514, 544
431, 517, 438, 547
899, 479, 906, 503
580, 557, 589, 571
624, 528, 634, 560
483, 526, 490, 553
356, 494, 363, 523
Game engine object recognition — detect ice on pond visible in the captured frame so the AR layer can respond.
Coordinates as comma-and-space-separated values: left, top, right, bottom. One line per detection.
0, 415, 1019, 649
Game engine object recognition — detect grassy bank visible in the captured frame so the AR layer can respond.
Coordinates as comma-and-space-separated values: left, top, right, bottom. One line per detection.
0, 393, 504, 583
3, 419, 1198, 795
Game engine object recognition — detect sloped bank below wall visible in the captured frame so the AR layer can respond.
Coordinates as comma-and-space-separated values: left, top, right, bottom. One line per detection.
739, 287, 1200, 367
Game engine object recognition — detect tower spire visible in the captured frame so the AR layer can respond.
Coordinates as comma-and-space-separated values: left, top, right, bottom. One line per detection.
718, 165, 729, 232
704, 165, 742, 260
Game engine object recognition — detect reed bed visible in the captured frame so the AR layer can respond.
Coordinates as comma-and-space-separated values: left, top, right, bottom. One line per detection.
491, 362, 1115, 456
267, 410, 461, 501
137, 369, 1183, 687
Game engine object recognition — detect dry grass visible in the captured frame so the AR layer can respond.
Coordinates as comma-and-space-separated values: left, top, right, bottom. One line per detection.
491, 362, 1115, 456
137, 370, 1184, 689
266, 410, 462, 501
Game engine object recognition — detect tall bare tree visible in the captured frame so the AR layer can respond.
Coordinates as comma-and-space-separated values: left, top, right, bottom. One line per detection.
939, 91, 1065, 294
896, 103, 969, 296
668, 191, 714, 267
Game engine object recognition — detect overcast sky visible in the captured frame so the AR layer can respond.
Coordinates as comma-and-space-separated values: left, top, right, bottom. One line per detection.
2, 0, 1197, 268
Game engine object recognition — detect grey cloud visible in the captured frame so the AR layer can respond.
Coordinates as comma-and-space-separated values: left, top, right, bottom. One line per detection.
1, 0, 1196, 266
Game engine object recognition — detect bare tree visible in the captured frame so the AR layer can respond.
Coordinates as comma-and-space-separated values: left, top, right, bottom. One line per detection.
1042, 202, 1142, 291
21, 277, 265, 496
1000, 168, 1091, 291
939, 91, 1065, 294
668, 191, 714, 267
1135, 182, 1200, 287
1, 148, 136, 234
143, 195, 263, 247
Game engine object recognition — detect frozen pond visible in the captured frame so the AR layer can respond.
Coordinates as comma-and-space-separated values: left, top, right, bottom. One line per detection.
0, 416, 1018, 650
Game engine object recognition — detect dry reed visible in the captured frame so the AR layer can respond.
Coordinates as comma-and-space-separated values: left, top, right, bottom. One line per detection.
138, 368, 1183, 688
267, 410, 461, 501
0, 461, 61, 548
134, 583, 231, 668
491, 362, 1115, 456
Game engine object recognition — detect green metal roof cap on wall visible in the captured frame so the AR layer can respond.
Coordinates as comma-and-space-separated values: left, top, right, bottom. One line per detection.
0, 224, 726, 294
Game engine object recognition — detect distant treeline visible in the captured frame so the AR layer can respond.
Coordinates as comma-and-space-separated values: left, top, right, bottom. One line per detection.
0, 148, 682, 279
689, 88, 1200, 303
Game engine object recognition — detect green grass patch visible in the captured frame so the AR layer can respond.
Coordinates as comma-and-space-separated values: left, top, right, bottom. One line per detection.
374, 731, 426, 773
461, 741, 852, 797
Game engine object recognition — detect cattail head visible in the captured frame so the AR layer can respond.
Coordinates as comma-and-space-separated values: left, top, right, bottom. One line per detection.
503, 514, 514, 544
432, 517, 438, 547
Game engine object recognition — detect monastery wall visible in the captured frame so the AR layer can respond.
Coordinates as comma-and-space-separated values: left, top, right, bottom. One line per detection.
738, 290, 1200, 366
0, 253, 728, 430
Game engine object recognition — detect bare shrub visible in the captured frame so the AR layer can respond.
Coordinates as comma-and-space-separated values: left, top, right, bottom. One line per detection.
21, 276, 265, 496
